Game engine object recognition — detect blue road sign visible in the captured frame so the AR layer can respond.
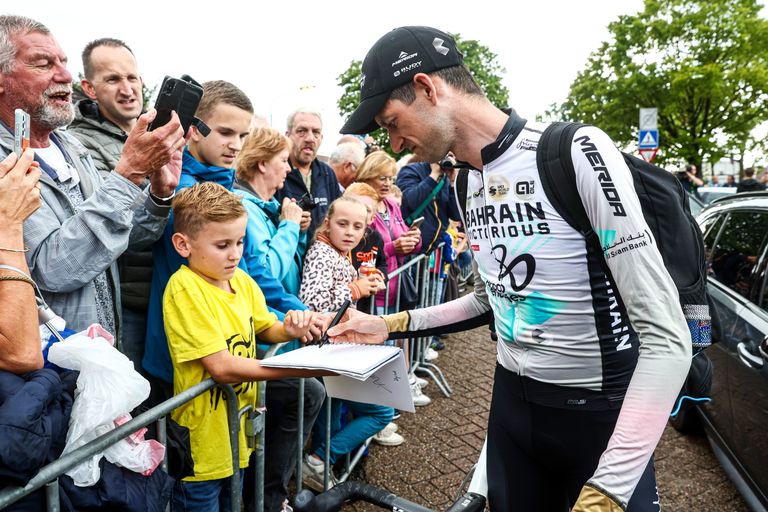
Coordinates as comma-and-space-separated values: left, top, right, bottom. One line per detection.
638, 130, 659, 149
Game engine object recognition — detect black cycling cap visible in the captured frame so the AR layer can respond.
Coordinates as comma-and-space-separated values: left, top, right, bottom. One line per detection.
340, 26, 463, 135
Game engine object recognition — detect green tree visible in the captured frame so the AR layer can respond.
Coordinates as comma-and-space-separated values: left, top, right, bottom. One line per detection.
550, 0, 768, 170
337, 33, 509, 154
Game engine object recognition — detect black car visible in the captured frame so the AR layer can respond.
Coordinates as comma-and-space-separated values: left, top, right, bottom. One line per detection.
671, 191, 768, 511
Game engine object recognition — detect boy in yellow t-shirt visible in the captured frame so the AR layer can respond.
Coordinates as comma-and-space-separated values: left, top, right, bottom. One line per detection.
163, 182, 322, 512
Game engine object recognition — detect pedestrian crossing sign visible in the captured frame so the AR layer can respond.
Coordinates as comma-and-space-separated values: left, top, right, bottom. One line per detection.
638, 130, 659, 149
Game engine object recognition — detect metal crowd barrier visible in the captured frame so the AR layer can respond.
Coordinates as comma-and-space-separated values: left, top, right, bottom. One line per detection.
0, 378, 261, 512
0, 243, 462, 510
309, 242, 453, 492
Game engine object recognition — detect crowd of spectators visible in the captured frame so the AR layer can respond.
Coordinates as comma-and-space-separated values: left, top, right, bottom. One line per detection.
0, 14, 470, 512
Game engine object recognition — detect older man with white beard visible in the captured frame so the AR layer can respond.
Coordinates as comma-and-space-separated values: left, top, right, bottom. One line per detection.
0, 15, 186, 341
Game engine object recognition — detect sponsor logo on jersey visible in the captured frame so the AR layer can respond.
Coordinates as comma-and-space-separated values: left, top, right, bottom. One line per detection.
605, 279, 632, 351
575, 134, 627, 217
464, 201, 551, 241
517, 138, 538, 151
514, 178, 535, 201
603, 230, 652, 259
488, 176, 511, 200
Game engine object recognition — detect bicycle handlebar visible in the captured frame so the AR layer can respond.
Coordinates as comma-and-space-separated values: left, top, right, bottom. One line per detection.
293, 480, 486, 512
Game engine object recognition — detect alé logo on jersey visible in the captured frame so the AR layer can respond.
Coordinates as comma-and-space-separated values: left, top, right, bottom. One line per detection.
575, 135, 627, 218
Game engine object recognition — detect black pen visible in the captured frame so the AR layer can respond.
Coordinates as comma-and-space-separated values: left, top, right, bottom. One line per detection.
319, 300, 351, 348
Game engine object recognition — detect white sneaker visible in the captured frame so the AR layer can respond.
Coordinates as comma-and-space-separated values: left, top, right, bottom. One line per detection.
424, 347, 439, 361
373, 423, 404, 446
408, 375, 428, 389
411, 382, 432, 406
302, 454, 337, 491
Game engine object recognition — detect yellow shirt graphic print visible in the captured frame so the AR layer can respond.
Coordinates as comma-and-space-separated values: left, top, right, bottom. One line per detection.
164, 265, 277, 481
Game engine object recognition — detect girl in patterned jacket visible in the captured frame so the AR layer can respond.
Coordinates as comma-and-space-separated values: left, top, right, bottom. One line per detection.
300, 197, 404, 487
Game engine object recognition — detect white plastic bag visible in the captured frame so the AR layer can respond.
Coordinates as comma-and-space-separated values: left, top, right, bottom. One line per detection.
48, 329, 153, 486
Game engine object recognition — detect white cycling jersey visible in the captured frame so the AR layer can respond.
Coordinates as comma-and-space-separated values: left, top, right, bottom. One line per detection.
406, 112, 691, 507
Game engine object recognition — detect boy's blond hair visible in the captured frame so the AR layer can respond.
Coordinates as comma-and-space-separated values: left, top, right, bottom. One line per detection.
236, 127, 291, 182
172, 182, 246, 238
343, 182, 378, 202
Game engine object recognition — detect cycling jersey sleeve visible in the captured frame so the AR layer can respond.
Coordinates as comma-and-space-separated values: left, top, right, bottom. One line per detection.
570, 126, 691, 507
388, 258, 493, 338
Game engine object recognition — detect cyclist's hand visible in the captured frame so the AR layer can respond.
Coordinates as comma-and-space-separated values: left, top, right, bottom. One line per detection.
325, 309, 388, 344
571, 485, 623, 512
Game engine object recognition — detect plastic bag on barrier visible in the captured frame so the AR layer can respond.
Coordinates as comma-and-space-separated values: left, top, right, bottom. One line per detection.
47, 328, 155, 487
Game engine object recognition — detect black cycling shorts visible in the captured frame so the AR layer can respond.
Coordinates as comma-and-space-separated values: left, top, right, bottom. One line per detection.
486, 364, 660, 511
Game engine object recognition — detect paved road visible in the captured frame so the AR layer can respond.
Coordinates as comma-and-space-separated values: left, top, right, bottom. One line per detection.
341, 325, 749, 511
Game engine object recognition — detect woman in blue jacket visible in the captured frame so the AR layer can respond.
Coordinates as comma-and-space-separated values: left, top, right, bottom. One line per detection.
235, 127, 310, 298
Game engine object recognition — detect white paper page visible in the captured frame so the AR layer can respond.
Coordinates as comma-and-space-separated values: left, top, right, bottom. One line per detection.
323, 351, 415, 413
261, 343, 400, 379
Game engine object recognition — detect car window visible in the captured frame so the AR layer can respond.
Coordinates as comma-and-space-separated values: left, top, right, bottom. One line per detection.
710, 211, 768, 300
701, 214, 725, 245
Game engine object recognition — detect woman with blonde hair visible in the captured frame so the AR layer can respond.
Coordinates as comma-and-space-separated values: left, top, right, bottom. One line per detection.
355, 151, 422, 312
235, 127, 310, 296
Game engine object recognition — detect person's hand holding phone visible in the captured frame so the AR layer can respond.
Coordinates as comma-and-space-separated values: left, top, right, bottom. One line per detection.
0, 150, 41, 225
114, 109, 186, 190
280, 198, 304, 225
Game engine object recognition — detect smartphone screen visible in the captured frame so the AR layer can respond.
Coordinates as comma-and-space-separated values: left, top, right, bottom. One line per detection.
14, 109, 30, 157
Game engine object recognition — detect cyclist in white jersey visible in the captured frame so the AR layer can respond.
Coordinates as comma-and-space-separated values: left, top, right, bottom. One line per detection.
330, 26, 690, 512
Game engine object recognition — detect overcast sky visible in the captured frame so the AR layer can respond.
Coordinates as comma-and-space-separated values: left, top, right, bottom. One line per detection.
9, 1, 767, 158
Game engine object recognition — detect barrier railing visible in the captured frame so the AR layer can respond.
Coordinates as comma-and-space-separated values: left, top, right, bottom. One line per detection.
0, 378, 254, 512
309, 242, 452, 491
0, 243, 461, 510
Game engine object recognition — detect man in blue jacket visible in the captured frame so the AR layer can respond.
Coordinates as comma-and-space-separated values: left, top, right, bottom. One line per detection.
397, 158, 462, 256
275, 109, 341, 240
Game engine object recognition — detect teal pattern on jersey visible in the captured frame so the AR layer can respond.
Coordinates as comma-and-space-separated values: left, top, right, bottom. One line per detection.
596, 228, 617, 252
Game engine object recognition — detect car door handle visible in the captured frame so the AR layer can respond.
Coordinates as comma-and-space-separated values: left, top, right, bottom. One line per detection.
737, 342, 764, 369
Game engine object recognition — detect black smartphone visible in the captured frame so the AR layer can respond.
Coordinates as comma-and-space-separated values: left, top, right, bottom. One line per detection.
14, 109, 30, 157
148, 75, 204, 133
319, 300, 351, 347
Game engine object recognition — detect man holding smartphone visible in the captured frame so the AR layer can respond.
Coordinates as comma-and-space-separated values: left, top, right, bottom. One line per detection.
0, 15, 185, 343
68, 37, 153, 372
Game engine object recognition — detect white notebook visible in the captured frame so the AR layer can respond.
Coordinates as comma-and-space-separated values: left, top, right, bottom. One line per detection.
261, 343, 401, 380
262, 344, 414, 412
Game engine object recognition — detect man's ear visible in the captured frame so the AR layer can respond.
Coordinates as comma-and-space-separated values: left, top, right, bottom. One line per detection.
412, 73, 438, 104
171, 232, 192, 258
81, 79, 98, 100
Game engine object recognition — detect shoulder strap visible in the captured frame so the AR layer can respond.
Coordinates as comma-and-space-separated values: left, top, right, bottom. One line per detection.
455, 168, 469, 228
536, 122, 596, 243
405, 174, 446, 225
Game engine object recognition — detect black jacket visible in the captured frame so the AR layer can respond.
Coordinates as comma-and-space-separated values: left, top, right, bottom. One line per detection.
275, 158, 341, 241
736, 178, 766, 193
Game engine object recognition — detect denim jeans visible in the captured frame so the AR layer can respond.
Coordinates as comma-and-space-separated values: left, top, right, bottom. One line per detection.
172, 470, 243, 512
310, 398, 393, 464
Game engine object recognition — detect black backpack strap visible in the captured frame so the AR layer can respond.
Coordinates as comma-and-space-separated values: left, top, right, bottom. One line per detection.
455, 168, 470, 228
536, 122, 600, 246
